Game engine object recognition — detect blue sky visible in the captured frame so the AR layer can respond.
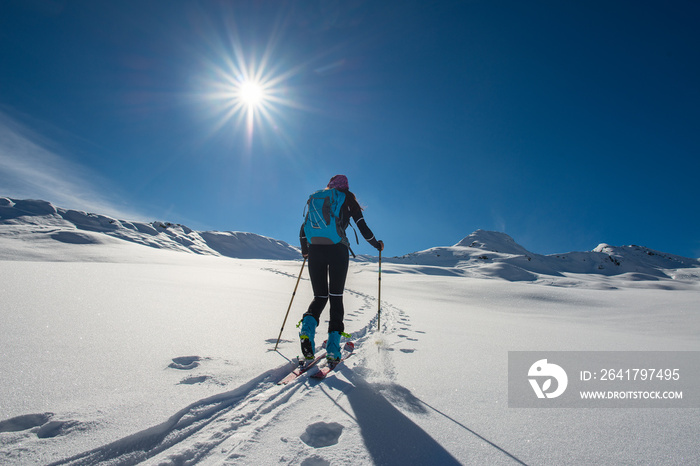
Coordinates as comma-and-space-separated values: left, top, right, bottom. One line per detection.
1, 1, 698, 258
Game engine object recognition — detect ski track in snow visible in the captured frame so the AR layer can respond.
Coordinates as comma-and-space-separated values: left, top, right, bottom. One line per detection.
47, 284, 404, 465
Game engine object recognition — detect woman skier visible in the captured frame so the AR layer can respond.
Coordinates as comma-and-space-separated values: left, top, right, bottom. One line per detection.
299, 174, 384, 362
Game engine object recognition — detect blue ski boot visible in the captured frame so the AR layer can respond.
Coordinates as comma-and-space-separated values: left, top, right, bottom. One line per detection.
299, 315, 317, 361
326, 331, 342, 362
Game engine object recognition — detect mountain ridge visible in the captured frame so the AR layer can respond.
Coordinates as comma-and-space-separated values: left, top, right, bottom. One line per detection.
0, 197, 300, 260
2, 198, 699, 285
393, 229, 700, 283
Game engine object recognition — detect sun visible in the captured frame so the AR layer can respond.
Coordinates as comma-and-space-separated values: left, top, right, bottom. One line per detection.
195, 13, 307, 149
201, 55, 299, 145
238, 80, 265, 107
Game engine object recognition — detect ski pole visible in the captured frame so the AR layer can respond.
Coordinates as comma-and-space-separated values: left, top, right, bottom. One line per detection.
377, 249, 382, 331
273, 257, 306, 352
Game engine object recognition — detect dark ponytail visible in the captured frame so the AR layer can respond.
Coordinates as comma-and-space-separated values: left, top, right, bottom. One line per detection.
344, 190, 364, 212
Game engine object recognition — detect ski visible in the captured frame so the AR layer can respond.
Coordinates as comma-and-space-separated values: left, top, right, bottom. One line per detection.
278, 352, 326, 385
310, 342, 355, 379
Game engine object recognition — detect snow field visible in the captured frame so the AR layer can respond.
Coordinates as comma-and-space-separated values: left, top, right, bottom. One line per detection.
0, 231, 699, 464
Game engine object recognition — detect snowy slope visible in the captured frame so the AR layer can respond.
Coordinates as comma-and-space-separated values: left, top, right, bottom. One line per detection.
0, 198, 300, 261
1, 200, 699, 465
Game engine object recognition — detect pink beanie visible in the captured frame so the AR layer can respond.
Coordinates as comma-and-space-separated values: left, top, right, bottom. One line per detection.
327, 174, 349, 190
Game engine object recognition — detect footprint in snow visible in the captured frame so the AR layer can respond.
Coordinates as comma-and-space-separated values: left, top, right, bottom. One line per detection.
301, 455, 331, 466
37, 420, 81, 438
178, 375, 211, 385
178, 375, 224, 386
0, 413, 53, 432
168, 356, 202, 370
300, 422, 344, 448
0, 413, 79, 438
398, 334, 418, 341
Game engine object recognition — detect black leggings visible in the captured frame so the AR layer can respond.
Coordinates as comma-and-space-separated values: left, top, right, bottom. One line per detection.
304, 243, 349, 333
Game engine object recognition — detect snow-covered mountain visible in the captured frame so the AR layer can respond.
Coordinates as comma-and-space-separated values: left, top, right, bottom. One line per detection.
393, 230, 700, 284
2, 197, 698, 285
0, 197, 300, 260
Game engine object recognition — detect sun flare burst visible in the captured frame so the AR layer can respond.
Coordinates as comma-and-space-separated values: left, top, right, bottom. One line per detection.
198, 21, 305, 149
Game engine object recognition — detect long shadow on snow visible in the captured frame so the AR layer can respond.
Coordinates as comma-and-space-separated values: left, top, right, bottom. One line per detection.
322, 367, 528, 466
320, 367, 459, 465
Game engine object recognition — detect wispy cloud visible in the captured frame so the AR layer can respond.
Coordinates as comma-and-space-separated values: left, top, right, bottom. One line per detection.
0, 110, 144, 221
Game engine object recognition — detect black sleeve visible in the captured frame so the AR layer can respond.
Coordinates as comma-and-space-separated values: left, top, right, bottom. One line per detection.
299, 223, 308, 256
348, 202, 381, 250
